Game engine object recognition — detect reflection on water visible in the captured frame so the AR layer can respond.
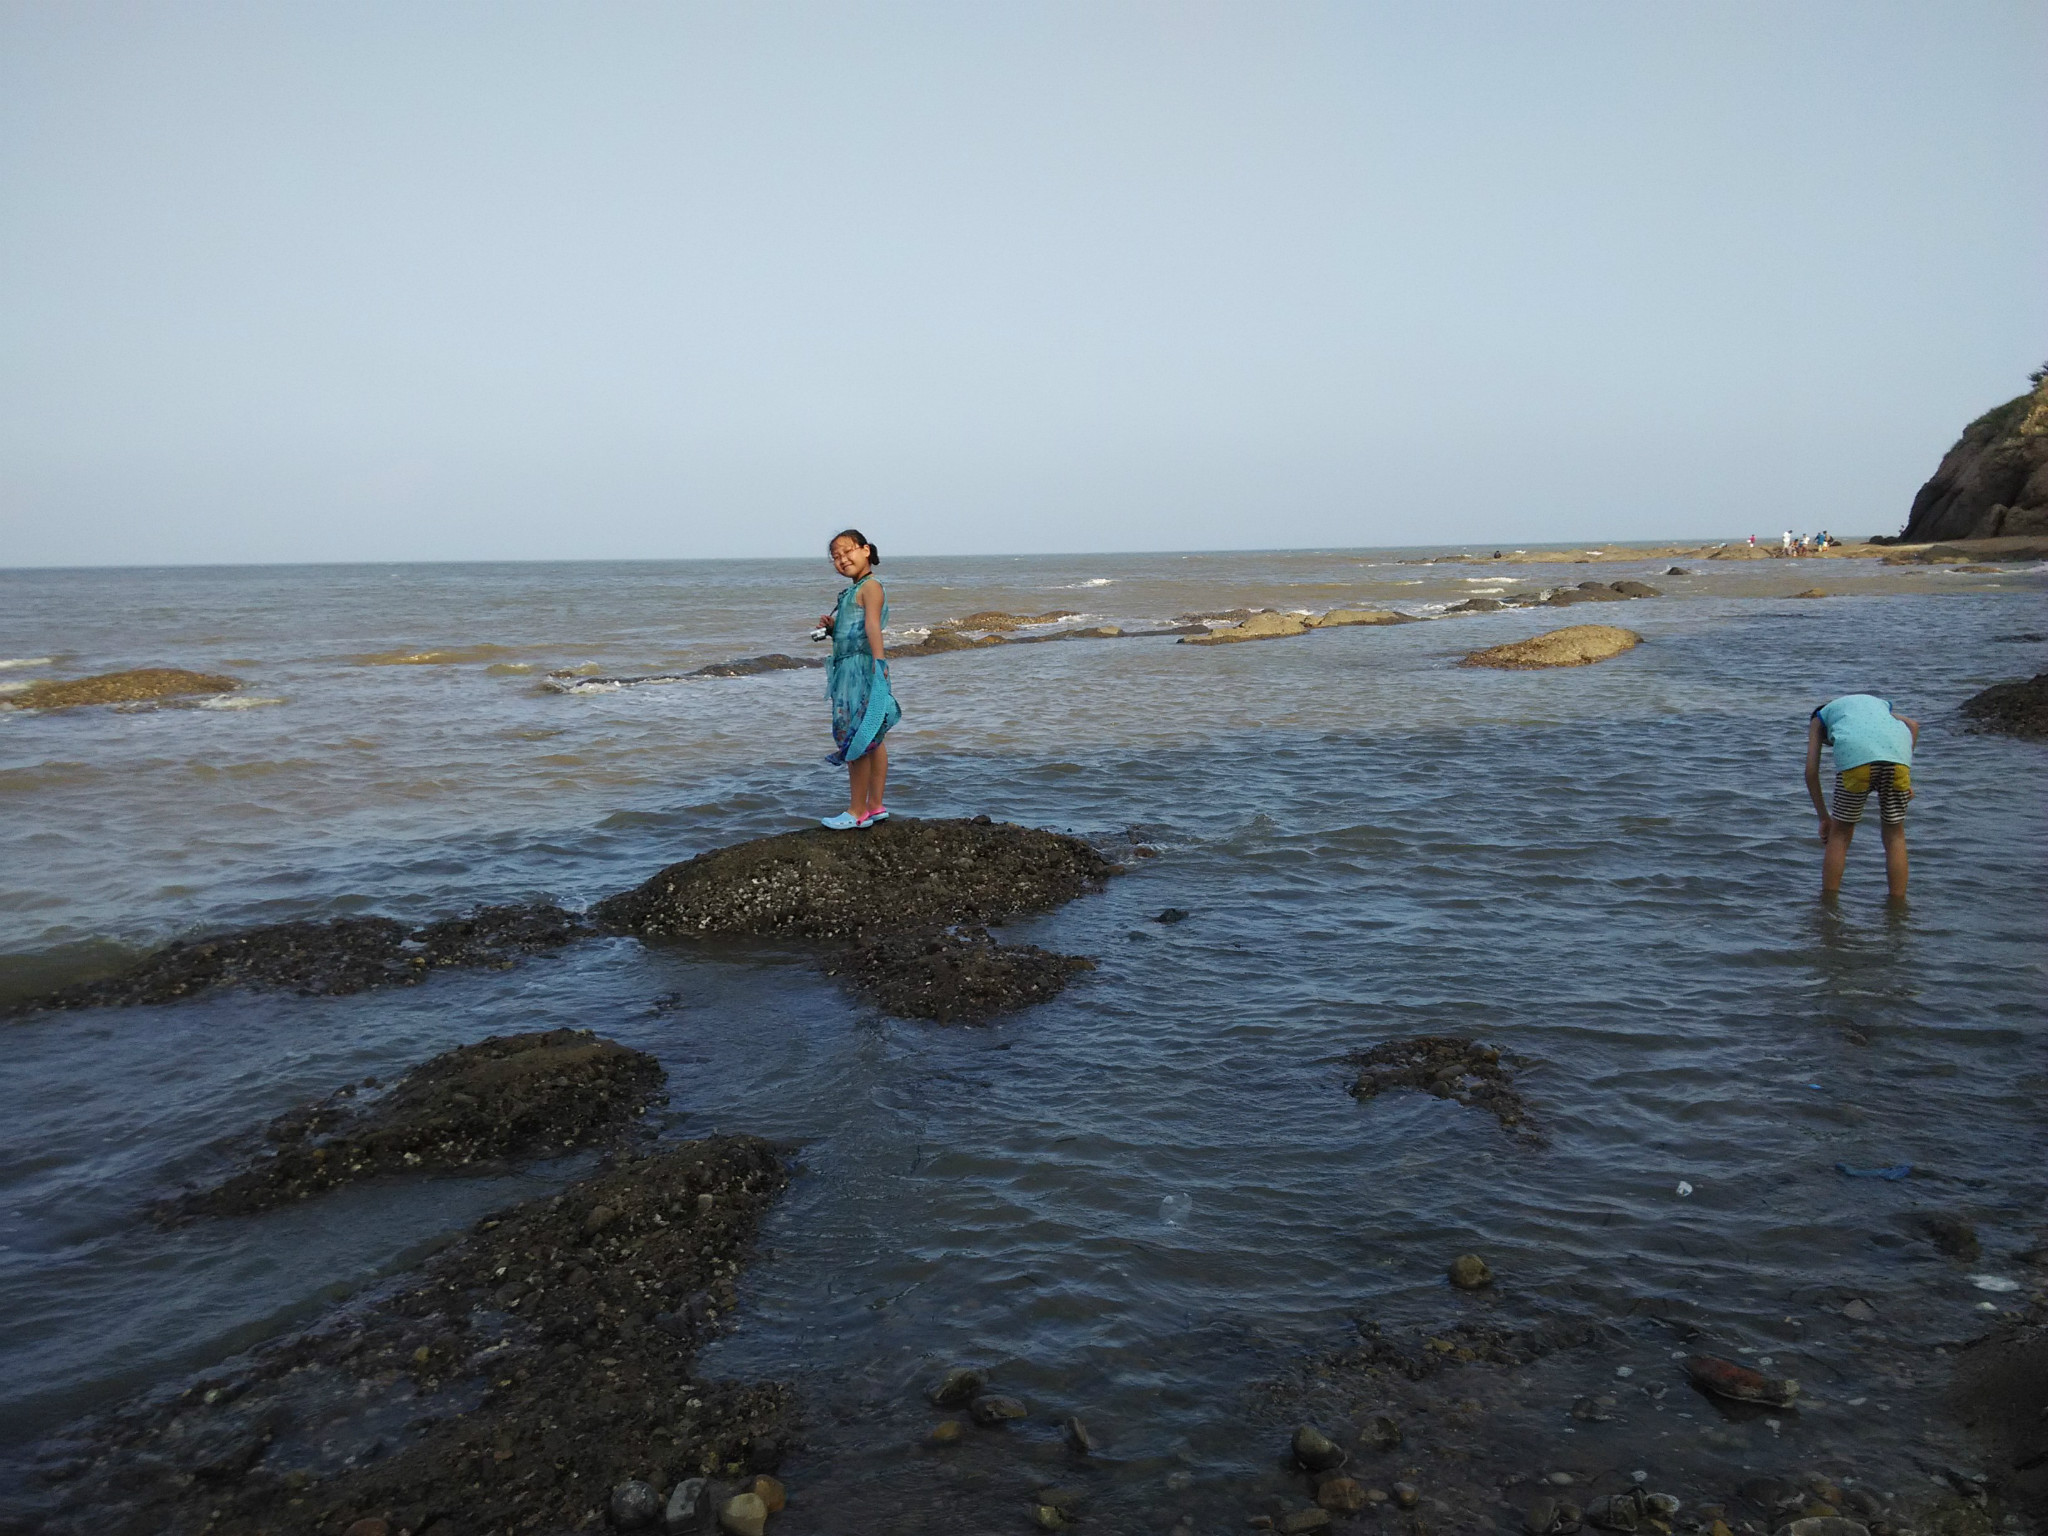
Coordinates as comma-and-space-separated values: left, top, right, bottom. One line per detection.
0, 554, 2043, 1527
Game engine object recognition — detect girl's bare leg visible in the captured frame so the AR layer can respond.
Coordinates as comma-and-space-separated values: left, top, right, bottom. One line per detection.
867, 742, 887, 816
846, 758, 868, 817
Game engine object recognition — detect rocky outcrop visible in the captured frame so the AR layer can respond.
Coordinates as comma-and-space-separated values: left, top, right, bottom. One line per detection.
1899, 374, 2048, 542
1959, 673, 2048, 740
596, 818, 1122, 1020
1458, 625, 1641, 670
2, 667, 242, 709
163, 1029, 665, 1220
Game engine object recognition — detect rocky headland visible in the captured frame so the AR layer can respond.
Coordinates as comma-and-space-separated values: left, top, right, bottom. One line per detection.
1895, 371, 2048, 543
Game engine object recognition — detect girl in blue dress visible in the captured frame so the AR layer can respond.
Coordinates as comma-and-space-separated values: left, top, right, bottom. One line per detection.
816, 529, 900, 829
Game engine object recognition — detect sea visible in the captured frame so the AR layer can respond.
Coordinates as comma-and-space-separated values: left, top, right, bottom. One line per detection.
1, 547, 2043, 1531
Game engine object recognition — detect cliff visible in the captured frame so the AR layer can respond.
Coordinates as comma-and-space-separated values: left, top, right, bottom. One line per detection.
1898, 371, 2048, 542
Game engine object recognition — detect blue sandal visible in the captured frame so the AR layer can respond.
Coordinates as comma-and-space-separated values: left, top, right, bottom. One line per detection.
820, 811, 862, 830
857, 806, 889, 827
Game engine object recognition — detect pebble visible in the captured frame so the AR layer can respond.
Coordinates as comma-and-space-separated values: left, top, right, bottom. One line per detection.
1364, 1488, 1390, 1505
718, 1491, 768, 1536
1526, 1498, 1561, 1534
1063, 1415, 1094, 1454
1291, 1424, 1347, 1472
1317, 1477, 1367, 1513
1279, 1511, 1333, 1534
609, 1479, 661, 1530
342, 1523, 390, 1536
1774, 1521, 1870, 1536
1549, 1473, 1576, 1486
749, 1475, 786, 1514
928, 1420, 962, 1445
664, 1478, 708, 1534
1842, 1299, 1879, 1323
929, 1366, 986, 1407
1033, 1506, 1066, 1531
1393, 1482, 1420, 1509
1449, 1254, 1494, 1290
1570, 1396, 1615, 1422
968, 1393, 1028, 1426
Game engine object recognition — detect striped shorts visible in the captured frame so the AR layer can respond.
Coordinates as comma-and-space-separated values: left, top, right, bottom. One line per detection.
1831, 761, 1912, 826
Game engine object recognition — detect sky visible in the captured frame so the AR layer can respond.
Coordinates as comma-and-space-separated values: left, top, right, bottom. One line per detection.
1, 2, 2043, 567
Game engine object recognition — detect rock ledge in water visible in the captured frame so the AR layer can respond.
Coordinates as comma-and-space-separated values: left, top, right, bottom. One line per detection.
1459, 625, 1641, 670
1959, 672, 2048, 740
5, 903, 590, 1015
594, 818, 1120, 943
823, 926, 1096, 1023
163, 1028, 664, 1220
35, 1136, 795, 1536
4, 667, 243, 709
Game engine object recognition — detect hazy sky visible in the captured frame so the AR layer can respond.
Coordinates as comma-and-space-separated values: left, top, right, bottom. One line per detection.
3, 2, 2043, 566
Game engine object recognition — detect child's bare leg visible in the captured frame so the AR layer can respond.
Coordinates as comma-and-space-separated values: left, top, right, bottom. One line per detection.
867, 742, 887, 815
846, 758, 867, 817
1822, 820, 1854, 895
1881, 821, 1908, 899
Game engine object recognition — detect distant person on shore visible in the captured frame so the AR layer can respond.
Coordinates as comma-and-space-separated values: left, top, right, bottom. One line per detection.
1805, 694, 1919, 899
816, 529, 900, 830
1781, 529, 1794, 556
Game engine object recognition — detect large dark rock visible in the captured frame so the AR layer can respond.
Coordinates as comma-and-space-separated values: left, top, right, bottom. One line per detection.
1899, 375, 2048, 542
163, 1029, 665, 1220
1960, 673, 2048, 740
594, 818, 1120, 943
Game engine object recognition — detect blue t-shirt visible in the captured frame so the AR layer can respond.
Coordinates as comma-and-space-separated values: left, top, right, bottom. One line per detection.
1813, 695, 1912, 771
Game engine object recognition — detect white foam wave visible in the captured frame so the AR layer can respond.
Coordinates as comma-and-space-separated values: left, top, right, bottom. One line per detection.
1054, 578, 1116, 588
0, 657, 54, 670
193, 694, 287, 710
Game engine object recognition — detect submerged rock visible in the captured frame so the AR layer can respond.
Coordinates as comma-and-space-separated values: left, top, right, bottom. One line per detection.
1959, 673, 2048, 740
1905, 1209, 1983, 1261
1179, 611, 1311, 645
1685, 1353, 1800, 1407
36, 1136, 795, 1536
1459, 625, 1641, 670
928, 1367, 987, 1407
163, 1029, 664, 1220
1447, 1253, 1494, 1290
1, 667, 243, 710
4, 903, 591, 1014
1348, 1035, 1533, 1135
935, 609, 1080, 633
824, 926, 1095, 1022
594, 818, 1120, 943
1292, 1423, 1347, 1472
1307, 609, 1420, 627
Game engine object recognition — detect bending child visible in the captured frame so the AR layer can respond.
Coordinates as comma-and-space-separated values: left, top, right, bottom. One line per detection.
1804, 693, 1919, 899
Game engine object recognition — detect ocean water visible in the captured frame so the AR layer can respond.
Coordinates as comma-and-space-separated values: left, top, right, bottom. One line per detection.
1, 550, 2043, 1531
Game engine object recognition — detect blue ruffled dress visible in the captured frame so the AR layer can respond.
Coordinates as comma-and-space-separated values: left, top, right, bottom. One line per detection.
826, 575, 901, 765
